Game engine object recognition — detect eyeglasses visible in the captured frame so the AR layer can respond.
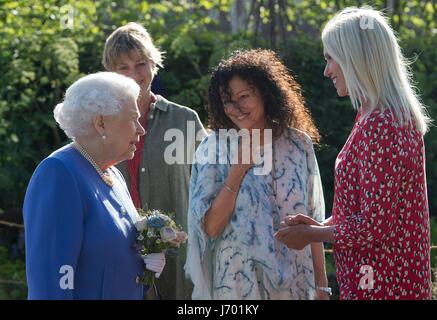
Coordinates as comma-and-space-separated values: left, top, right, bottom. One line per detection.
222, 88, 257, 111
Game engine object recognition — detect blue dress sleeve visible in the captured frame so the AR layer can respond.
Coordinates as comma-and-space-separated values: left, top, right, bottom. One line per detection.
23, 157, 84, 299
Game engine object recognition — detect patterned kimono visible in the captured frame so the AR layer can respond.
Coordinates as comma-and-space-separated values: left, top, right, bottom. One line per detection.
185, 128, 325, 300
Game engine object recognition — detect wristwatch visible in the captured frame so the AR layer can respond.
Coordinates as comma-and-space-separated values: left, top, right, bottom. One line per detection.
316, 286, 332, 296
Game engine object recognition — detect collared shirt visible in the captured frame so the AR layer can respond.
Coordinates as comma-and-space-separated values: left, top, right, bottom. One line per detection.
126, 93, 157, 208
117, 95, 206, 300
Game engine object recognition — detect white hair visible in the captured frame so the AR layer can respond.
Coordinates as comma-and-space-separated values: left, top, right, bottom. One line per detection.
54, 72, 140, 138
322, 6, 431, 135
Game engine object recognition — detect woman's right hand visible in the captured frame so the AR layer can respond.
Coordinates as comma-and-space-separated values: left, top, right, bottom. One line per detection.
203, 138, 252, 238
232, 135, 254, 174
322, 216, 333, 226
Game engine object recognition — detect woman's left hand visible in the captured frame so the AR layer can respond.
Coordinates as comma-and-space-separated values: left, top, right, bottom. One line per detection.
143, 252, 166, 278
274, 224, 311, 250
279, 213, 321, 228
315, 290, 330, 300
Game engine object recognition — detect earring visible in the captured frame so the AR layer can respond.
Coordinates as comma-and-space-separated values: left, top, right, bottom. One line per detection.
102, 135, 107, 140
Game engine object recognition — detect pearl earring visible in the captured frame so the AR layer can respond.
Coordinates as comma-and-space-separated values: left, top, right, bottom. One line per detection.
102, 135, 107, 140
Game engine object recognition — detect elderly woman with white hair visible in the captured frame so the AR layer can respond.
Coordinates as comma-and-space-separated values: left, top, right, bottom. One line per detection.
23, 72, 165, 299
276, 7, 432, 299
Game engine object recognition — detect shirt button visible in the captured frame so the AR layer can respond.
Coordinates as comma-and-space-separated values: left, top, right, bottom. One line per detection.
141, 168, 146, 173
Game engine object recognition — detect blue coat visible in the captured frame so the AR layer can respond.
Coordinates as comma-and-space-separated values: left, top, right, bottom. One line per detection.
23, 144, 144, 299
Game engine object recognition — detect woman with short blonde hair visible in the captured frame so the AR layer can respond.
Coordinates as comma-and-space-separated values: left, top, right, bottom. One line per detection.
102, 22, 206, 300
102, 22, 164, 75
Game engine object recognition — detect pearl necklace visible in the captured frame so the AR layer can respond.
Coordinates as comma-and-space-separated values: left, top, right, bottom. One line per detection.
73, 142, 114, 187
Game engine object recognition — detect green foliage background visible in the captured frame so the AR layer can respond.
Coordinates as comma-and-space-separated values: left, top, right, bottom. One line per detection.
0, 0, 435, 299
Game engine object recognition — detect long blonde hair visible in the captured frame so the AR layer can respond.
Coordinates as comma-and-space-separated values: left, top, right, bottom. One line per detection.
322, 7, 431, 135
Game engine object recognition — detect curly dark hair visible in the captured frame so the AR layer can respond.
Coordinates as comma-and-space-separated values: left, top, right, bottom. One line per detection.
207, 49, 320, 143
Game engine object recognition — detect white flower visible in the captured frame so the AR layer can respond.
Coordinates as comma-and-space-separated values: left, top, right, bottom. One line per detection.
160, 227, 178, 242
134, 217, 148, 232
147, 230, 156, 238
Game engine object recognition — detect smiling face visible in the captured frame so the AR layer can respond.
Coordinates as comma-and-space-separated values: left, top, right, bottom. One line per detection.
114, 50, 154, 99
103, 98, 145, 165
222, 76, 267, 132
323, 51, 348, 97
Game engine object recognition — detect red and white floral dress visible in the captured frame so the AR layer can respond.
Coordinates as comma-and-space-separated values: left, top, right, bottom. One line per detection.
332, 109, 432, 300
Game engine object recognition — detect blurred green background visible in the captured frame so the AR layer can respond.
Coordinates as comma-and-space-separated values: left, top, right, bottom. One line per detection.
0, 0, 436, 299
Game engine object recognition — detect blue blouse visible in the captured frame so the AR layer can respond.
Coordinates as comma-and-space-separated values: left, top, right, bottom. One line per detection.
23, 144, 144, 299
185, 128, 325, 299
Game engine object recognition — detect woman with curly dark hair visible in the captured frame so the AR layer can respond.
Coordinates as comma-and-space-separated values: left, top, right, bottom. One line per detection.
185, 49, 329, 300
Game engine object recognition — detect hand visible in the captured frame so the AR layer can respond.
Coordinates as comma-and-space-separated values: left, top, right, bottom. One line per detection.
143, 253, 166, 278
275, 224, 312, 250
232, 134, 254, 174
322, 216, 333, 226
315, 290, 330, 300
279, 213, 321, 229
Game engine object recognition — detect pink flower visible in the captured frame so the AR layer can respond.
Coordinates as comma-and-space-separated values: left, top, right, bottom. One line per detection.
168, 231, 188, 247
176, 231, 188, 244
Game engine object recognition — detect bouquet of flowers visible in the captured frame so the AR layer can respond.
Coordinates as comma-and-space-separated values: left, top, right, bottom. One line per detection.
134, 209, 188, 288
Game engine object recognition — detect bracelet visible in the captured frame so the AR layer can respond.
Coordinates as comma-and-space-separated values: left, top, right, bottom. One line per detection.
223, 182, 238, 194
316, 286, 332, 296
